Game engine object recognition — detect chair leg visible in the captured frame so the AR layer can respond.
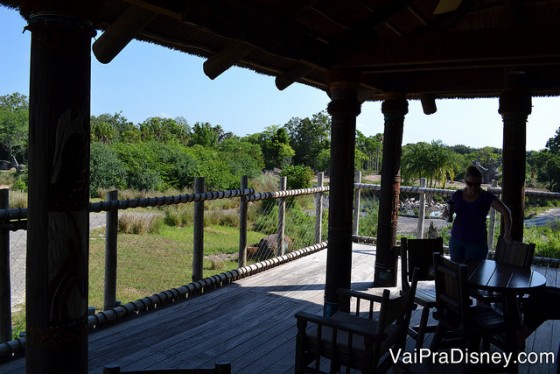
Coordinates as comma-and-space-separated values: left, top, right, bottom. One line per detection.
415, 306, 430, 350
430, 324, 444, 351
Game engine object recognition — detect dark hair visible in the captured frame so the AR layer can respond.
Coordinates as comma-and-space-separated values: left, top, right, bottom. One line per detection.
466, 165, 482, 179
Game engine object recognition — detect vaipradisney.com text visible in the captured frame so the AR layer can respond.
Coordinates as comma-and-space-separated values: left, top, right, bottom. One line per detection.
389, 348, 556, 368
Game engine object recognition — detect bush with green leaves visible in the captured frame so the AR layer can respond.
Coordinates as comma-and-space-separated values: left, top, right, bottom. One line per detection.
90, 142, 126, 196
280, 164, 314, 189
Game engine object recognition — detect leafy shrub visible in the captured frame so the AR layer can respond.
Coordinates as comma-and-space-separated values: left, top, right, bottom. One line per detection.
11, 170, 28, 192
90, 142, 126, 196
280, 164, 314, 189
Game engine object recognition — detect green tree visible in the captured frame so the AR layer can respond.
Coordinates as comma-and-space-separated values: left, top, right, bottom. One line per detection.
546, 126, 560, 153
356, 131, 383, 173
284, 111, 330, 170
246, 126, 295, 170
91, 112, 135, 143
401, 141, 458, 188
0, 93, 28, 170
139, 117, 190, 143
190, 122, 220, 148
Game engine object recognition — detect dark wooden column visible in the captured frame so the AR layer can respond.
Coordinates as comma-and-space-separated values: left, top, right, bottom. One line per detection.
24, 9, 95, 373
374, 95, 408, 287
499, 88, 532, 241
324, 77, 361, 316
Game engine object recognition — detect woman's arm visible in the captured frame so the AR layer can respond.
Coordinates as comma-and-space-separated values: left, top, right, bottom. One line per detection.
491, 198, 512, 243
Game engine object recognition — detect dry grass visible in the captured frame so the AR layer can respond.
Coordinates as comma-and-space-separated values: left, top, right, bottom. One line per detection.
118, 212, 163, 234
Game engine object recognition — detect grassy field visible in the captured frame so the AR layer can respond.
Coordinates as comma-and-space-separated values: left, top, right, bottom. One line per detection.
88, 224, 266, 311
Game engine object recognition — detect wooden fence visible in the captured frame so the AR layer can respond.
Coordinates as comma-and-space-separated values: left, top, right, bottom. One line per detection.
2, 173, 560, 354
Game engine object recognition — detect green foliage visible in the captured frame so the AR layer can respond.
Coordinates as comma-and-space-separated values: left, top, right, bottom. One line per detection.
280, 164, 314, 189
524, 223, 560, 258
219, 138, 264, 178
358, 199, 379, 237
285, 203, 316, 248
139, 116, 190, 143
186, 145, 237, 190
356, 131, 383, 172
112, 142, 162, 191
190, 122, 220, 148
0, 93, 28, 169
401, 141, 458, 188
11, 169, 28, 192
545, 126, 560, 153
245, 126, 294, 170
90, 142, 126, 195
531, 151, 560, 192
284, 111, 330, 170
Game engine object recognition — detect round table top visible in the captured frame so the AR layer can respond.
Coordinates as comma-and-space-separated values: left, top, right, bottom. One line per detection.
467, 259, 547, 292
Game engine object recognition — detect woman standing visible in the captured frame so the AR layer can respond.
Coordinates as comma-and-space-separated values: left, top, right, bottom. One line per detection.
446, 165, 512, 262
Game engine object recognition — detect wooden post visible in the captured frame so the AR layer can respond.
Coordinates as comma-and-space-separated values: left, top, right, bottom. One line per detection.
352, 171, 362, 236
488, 180, 499, 250
375, 95, 408, 287
0, 189, 12, 342
104, 190, 118, 311
277, 176, 287, 256
416, 178, 427, 239
25, 10, 95, 373
315, 172, 324, 244
499, 89, 531, 241
324, 73, 361, 316
238, 176, 248, 267
193, 177, 205, 281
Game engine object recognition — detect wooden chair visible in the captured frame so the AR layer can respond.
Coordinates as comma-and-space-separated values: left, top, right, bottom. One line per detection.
473, 238, 536, 305
102, 362, 231, 374
494, 237, 535, 267
294, 269, 419, 373
431, 253, 507, 351
399, 237, 443, 350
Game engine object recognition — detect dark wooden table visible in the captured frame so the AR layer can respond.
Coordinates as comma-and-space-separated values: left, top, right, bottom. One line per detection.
467, 259, 547, 373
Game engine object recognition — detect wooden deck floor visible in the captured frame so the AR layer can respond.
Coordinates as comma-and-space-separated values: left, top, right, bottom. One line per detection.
1, 243, 559, 373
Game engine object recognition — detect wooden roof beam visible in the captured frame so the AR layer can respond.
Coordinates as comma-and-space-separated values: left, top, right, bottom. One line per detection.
275, 64, 315, 90
93, 5, 156, 64
182, 0, 332, 67
203, 41, 255, 80
340, 27, 560, 71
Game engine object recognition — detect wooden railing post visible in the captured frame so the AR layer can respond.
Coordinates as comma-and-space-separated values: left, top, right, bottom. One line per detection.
277, 176, 287, 256
104, 190, 119, 311
0, 189, 12, 342
193, 177, 205, 281
352, 171, 362, 236
488, 179, 499, 250
315, 172, 324, 244
238, 176, 248, 267
416, 178, 427, 238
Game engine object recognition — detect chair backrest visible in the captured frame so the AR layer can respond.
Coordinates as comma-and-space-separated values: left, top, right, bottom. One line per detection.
494, 237, 535, 268
432, 253, 470, 332
400, 237, 443, 291
380, 267, 420, 332
103, 362, 231, 374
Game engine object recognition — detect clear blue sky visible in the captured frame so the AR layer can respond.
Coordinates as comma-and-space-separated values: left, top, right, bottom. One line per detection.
1, 5, 558, 151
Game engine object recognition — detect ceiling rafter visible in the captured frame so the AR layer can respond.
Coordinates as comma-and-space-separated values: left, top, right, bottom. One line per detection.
339, 26, 560, 72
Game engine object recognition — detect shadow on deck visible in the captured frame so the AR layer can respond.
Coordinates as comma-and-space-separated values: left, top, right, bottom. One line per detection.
1, 243, 558, 373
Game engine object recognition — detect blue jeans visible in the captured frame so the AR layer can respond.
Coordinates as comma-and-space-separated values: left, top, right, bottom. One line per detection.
449, 236, 488, 263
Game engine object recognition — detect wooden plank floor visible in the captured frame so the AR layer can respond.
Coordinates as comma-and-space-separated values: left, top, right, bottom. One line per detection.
0, 243, 558, 373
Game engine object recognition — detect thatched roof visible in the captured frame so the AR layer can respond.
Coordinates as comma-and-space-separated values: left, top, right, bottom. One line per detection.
3, 0, 560, 100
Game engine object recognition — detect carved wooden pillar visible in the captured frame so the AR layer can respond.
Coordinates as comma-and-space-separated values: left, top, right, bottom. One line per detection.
324, 74, 361, 316
374, 95, 408, 287
499, 89, 532, 241
24, 6, 96, 373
